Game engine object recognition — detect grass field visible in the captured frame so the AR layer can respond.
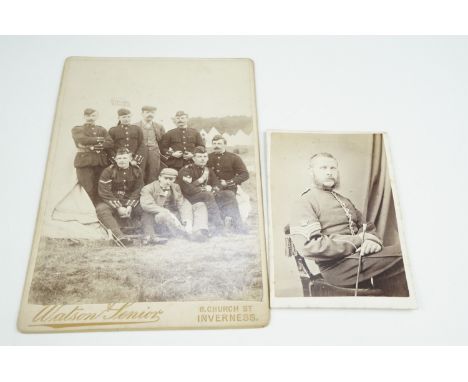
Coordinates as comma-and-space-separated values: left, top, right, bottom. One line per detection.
29, 233, 262, 305
29, 146, 264, 305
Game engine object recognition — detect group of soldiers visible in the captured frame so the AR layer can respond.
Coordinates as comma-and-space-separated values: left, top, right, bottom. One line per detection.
72, 106, 250, 246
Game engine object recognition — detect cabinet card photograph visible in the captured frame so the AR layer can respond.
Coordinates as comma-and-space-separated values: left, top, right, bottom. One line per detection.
18, 57, 269, 332
267, 132, 415, 309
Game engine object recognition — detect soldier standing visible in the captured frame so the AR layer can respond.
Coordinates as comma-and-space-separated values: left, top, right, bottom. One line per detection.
207, 134, 249, 192
159, 110, 205, 171
71, 108, 113, 205
140, 168, 209, 243
135, 105, 166, 184
177, 147, 247, 235
108, 108, 145, 167
96, 148, 147, 246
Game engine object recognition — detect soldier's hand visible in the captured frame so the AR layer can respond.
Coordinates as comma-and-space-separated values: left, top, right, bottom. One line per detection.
361, 233, 381, 245
172, 150, 184, 158
360, 240, 382, 255
183, 152, 194, 160
204, 185, 212, 192
117, 207, 128, 218
220, 179, 227, 187
130, 160, 138, 166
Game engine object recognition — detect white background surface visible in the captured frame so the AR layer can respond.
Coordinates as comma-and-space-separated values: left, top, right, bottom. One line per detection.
1, 36, 467, 345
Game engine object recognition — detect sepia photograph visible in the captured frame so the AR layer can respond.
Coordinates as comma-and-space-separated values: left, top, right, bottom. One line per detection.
18, 57, 269, 331
267, 131, 416, 308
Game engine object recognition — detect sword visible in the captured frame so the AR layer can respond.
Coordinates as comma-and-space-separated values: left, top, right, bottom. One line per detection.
355, 223, 367, 296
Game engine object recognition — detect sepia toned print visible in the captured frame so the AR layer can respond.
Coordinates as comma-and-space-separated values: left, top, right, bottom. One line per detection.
267, 131, 415, 309
18, 57, 269, 331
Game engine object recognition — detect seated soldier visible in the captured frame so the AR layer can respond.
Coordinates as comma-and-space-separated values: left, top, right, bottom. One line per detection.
96, 148, 160, 246
289, 152, 409, 296
140, 168, 210, 243
177, 146, 248, 235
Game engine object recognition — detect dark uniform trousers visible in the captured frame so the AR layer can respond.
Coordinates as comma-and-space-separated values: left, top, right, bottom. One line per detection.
96, 203, 144, 239
318, 244, 409, 296
187, 190, 241, 229
77, 166, 107, 205
290, 186, 409, 297
72, 124, 113, 205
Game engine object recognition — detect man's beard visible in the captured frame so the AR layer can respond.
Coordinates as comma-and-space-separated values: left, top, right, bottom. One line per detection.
312, 173, 340, 190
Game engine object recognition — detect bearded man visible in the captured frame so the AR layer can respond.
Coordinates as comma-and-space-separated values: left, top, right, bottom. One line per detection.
289, 152, 409, 296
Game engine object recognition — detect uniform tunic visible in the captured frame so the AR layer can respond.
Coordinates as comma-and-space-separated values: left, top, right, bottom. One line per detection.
136, 121, 166, 184
290, 186, 405, 289
159, 127, 205, 170
177, 164, 242, 229
95, 164, 144, 238
108, 123, 145, 164
207, 151, 249, 191
71, 123, 114, 204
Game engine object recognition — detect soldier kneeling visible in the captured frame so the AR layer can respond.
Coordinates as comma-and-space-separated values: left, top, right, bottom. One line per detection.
140, 168, 210, 243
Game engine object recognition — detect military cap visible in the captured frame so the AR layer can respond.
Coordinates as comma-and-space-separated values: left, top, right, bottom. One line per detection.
117, 108, 131, 116
83, 108, 96, 116
193, 146, 207, 154
212, 134, 226, 143
175, 110, 188, 117
115, 147, 132, 156
142, 105, 157, 112
159, 168, 178, 177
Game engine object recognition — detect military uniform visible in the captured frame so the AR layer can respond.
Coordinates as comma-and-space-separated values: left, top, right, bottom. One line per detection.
140, 179, 208, 237
289, 186, 408, 295
135, 120, 166, 184
207, 151, 249, 192
71, 123, 114, 205
96, 164, 144, 238
177, 163, 243, 231
108, 123, 145, 165
159, 127, 205, 170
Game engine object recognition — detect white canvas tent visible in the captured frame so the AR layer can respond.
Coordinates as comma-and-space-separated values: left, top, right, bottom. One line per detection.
41, 126, 106, 239
205, 126, 221, 147
222, 132, 231, 146
232, 129, 250, 146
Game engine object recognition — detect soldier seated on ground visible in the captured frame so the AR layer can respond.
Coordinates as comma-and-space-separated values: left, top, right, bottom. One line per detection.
96, 148, 166, 246
140, 168, 210, 243
177, 146, 248, 235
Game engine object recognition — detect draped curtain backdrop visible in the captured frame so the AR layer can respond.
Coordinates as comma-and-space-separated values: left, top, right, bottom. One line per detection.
364, 134, 399, 246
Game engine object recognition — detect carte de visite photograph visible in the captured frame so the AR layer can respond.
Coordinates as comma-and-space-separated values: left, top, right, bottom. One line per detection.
18, 57, 269, 332
267, 131, 416, 309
